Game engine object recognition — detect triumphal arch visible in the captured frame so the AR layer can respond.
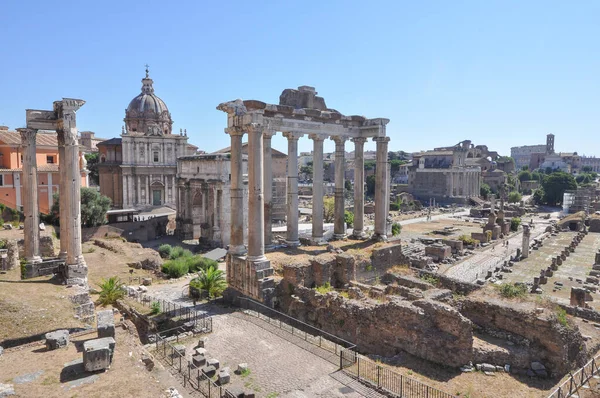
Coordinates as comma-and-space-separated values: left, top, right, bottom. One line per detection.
217, 86, 390, 302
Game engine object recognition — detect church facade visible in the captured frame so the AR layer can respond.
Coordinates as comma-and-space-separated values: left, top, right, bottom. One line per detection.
98, 69, 196, 209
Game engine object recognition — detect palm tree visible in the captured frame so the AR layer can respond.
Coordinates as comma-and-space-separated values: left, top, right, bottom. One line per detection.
194, 266, 227, 298
97, 276, 125, 306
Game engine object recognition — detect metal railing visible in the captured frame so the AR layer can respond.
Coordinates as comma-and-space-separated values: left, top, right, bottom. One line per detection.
238, 297, 356, 364
238, 297, 456, 398
548, 351, 600, 398
340, 350, 457, 398
129, 292, 212, 333
154, 327, 235, 398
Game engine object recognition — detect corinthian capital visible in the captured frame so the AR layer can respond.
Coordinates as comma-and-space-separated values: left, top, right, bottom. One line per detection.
17, 128, 37, 146
62, 98, 86, 112
282, 131, 303, 141
351, 137, 368, 145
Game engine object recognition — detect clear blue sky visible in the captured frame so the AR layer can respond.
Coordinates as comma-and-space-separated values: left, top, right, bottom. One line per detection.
1, 1, 599, 157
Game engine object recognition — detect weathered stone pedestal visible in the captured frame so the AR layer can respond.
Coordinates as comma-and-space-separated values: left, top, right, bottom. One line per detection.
226, 254, 275, 303
45, 330, 70, 350
83, 337, 115, 372
97, 310, 115, 338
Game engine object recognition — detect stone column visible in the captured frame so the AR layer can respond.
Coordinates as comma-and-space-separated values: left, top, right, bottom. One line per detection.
352, 137, 367, 238
373, 137, 390, 241
332, 136, 347, 239
18, 128, 41, 263
310, 134, 325, 242
57, 132, 67, 259
247, 124, 266, 261
263, 131, 275, 249
227, 128, 246, 255
283, 132, 302, 246
58, 99, 87, 284
522, 224, 531, 259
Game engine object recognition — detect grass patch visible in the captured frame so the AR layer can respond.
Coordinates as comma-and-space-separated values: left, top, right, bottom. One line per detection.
150, 301, 161, 315
315, 282, 333, 294
497, 283, 528, 299
555, 307, 569, 328
240, 368, 251, 378
420, 273, 439, 286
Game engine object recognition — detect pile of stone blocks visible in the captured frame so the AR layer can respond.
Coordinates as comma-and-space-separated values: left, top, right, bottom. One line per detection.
83, 337, 116, 372
45, 330, 69, 350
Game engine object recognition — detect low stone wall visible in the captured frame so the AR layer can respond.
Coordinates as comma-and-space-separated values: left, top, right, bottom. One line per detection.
370, 243, 406, 269
459, 298, 585, 376
17, 235, 56, 258
441, 239, 464, 255
282, 253, 356, 290
279, 286, 473, 367
380, 272, 434, 291
416, 270, 481, 295
115, 300, 155, 344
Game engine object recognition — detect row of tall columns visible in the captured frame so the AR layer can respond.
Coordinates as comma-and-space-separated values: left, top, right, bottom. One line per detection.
229, 129, 246, 256
373, 137, 390, 240
284, 132, 302, 246
333, 136, 347, 239
18, 129, 41, 263
352, 137, 367, 238
310, 134, 325, 241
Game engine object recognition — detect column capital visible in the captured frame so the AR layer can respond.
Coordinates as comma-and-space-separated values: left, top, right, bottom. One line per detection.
330, 135, 348, 145
351, 137, 368, 144
309, 133, 327, 142
225, 126, 246, 137
282, 131, 303, 140
373, 136, 391, 143
263, 130, 276, 139
17, 128, 37, 146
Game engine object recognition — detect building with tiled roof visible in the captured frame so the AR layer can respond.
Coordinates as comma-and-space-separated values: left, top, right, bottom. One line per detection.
0, 126, 88, 213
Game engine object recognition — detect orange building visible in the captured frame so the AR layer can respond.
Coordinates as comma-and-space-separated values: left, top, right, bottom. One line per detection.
0, 126, 88, 214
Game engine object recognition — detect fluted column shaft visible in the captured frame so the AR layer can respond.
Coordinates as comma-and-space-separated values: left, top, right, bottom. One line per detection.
228, 129, 246, 255
332, 136, 347, 239
373, 137, 390, 240
310, 134, 325, 241
18, 128, 41, 263
352, 137, 367, 238
58, 133, 67, 258
284, 132, 302, 246
263, 132, 274, 249
247, 125, 266, 261
63, 120, 85, 269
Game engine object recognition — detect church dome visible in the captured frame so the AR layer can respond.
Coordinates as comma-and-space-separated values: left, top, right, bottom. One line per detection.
124, 67, 173, 136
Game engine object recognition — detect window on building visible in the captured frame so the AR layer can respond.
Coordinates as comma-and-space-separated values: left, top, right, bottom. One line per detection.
0, 175, 3, 186
153, 152, 159, 162
47, 155, 55, 164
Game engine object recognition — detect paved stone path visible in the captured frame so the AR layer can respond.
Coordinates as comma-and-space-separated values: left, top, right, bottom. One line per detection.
443, 215, 554, 283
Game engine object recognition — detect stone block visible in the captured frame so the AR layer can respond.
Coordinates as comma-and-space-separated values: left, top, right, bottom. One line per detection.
197, 337, 208, 348
207, 358, 220, 369
571, 287, 587, 307
142, 277, 152, 286
172, 344, 186, 357
97, 310, 115, 338
202, 365, 216, 377
83, 338, 113, 372
236, 363, 248, 374
192, 354, 206, 367
218, 370, 230, 385
45, 330, 69, 350
195, 347, 206, 356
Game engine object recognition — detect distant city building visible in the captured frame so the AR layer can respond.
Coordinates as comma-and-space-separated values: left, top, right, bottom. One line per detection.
0, 126, 88, 213
580, 156, 600, 172
510, 134, 554, 169
78, 131, 107, 152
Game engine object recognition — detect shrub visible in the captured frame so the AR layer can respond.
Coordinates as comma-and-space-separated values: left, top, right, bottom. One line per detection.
555, 307, 569, 328
485, 230, 492, 242
510, 217, 521, 232
391, 222, 401, 236
158, 244, 172, 259
420, 273, 439, 286
162, 258, 190, 278
508, 191, 522, 203
169, 246, 192, 260
344, 210, 354, 228
315, 282, 333, 294
458, 234, 477, 245
497, 283, 527, 299
190, 266, 227, 298
186, 256, 219, 273
97, 276, 125, 306
150, 301, 161, 315
390, 202, 400, 211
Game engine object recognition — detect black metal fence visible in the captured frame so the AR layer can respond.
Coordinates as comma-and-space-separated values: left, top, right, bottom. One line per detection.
340, 350, 457, 398
238, 297, 356, 365
154, 327, 235, 398
238, 297, 456, 398
130, 292, 212, 333
548, 352, 600, 398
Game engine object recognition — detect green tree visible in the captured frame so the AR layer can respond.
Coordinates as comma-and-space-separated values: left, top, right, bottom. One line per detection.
344, 179, 352, 191
541, 172, 577, 205
85, 152, 100, 186
366, 174, 376, 196
480, 183, 491, 199
521, 165, 529, 171
323, 196, 335, 223
582, 166, 593, 173
510, 217, 521, 231
389, 159, 406, 173
191, 266, 227, 298
344, 210, 354, 228
518, 170, 532, 182
364, 160, 376, 171
508, 191, 522, 203
80, 188, 112, 227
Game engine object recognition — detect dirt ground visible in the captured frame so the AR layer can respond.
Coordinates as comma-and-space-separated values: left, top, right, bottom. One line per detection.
0, 327, 175, 398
